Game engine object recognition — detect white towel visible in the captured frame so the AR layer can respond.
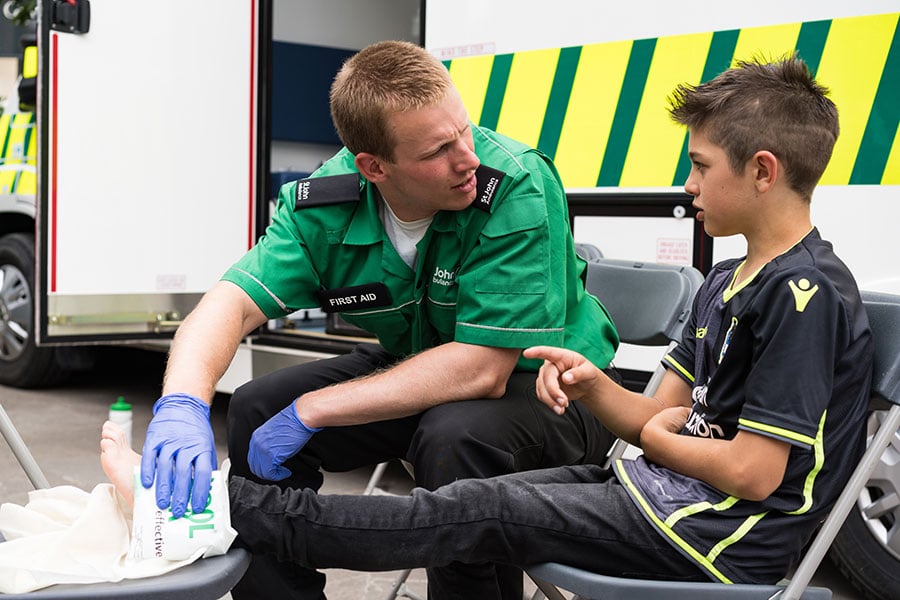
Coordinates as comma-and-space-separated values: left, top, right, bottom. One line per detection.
0, 464, 235, 594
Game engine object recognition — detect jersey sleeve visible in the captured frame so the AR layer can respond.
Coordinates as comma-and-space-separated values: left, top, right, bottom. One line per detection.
663, 293, 700, 385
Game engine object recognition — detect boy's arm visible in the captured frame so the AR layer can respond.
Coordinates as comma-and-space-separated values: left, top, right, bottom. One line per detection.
525, 346, 691, 445
640, 411, 791, 501
527, 345, 791, 501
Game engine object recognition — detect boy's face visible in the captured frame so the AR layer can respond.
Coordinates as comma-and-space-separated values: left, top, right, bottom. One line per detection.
376, 88, 480, 221
683, 129, 757, 238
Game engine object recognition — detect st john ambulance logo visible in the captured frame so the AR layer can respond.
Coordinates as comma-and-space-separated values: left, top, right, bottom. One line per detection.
432, 266, 456, 287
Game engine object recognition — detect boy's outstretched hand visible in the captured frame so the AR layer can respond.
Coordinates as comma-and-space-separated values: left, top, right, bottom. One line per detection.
523, 346, 602, 415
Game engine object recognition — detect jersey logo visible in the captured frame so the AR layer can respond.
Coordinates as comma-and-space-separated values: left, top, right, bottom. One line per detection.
316, 283, 393, 313
294, 173, 362, 209
788, 278, 819, 312
695, 326, 708, 339
469, 164, 506, 213
718, 317, 738, 364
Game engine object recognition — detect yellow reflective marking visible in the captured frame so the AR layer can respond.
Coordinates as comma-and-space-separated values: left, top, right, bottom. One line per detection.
616, 460, 733, 583
496, 48, 560, 148
707, 512, 767, 564
15, 170, 36, 195
3, 113, 31, 164
884, 121, 900, 184
738, 418, 817, 446
731, 22, 801, 65
0, 113, 9, 159
23, 45, 37, 79
663, 353, 694, 382
448, 55, 495, 127
0, 169, 15, 194
555, 40, 632, 187
818, 13, 898, 184
787, 411, 827, 516
620, 31, 711, 187
665, 495, 739, 528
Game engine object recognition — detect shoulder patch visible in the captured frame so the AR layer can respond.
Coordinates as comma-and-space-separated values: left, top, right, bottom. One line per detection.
295, 173, 362, 210
470, 165, 506, 213
788, 278, 820, 312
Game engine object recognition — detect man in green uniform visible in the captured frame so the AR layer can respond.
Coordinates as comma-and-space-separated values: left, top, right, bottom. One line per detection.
139, 40, 618, 600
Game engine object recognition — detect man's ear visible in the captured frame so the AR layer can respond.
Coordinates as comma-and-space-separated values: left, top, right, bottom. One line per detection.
753, 151, 779, 193
355, 152, 388, 182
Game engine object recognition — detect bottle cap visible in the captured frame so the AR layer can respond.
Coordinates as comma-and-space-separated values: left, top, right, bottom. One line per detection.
110, 396, 132, 411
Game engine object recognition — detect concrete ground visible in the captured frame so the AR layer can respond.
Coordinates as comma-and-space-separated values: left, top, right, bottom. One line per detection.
0, 346, 864, 599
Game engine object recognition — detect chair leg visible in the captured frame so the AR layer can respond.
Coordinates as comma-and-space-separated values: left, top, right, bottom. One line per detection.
0, 402, 50, 489
385, 568, 424, 600
781, 403, 900, 600
528, 575, 569, 600
364, 461, 390, 496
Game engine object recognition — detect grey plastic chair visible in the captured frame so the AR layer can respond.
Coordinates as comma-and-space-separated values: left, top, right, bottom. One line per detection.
526, 289, 900, 600
0, 405, 250, 600
365, 254, 704, 600
584, 257, 705, 467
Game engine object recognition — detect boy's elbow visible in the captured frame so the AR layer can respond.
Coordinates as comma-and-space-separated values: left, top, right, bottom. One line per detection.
731, 468, 783, 502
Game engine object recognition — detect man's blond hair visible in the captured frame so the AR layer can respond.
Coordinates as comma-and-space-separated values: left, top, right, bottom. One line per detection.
330, 40, 453, 161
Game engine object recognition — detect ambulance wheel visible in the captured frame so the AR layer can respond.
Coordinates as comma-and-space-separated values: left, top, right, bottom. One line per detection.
829, 409, 900, 600
0, 232, 89, 387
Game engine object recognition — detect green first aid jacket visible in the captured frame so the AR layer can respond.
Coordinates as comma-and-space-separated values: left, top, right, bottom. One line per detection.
223, 125, 618, 371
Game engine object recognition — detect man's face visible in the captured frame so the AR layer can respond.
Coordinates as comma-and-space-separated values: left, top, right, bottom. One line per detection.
376, 89, 480, 221
683, 129, 756, 238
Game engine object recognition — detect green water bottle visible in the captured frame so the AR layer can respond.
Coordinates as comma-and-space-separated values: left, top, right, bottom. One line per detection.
109, 396, 133, 448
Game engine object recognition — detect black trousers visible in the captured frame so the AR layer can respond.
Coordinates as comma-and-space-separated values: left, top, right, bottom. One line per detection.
227, 343, 616, 600
228, 465, 706, 584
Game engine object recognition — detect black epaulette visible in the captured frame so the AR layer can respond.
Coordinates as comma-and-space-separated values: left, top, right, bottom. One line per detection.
294, 173, 363, 210
470, 164, 506, 213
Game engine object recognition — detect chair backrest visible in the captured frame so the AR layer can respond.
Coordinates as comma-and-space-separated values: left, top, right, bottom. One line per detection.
583, 258, 705, 346
861, 290, 900, 406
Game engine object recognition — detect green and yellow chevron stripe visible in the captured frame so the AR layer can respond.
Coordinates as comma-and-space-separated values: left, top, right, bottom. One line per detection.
448, 12, 900, 188
0, 111, 37, 196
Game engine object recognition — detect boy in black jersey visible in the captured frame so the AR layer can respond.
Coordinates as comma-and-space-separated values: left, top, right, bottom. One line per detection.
219, 56, 874, 587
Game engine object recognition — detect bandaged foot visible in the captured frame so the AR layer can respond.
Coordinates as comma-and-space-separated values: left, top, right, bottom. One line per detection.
100, 420, 141, 507
110, 422, 237, 562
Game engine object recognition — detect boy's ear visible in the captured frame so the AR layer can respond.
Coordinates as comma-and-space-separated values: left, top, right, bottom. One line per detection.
355, 152, 388, 182
753, 151, 779, 193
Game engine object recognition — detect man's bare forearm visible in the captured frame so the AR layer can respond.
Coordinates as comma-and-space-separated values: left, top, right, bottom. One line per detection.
296, 341, 521, 428
163, 281, 268, 403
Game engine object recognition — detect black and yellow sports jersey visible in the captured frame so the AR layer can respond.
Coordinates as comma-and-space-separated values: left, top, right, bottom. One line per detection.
616, 228, 873, 584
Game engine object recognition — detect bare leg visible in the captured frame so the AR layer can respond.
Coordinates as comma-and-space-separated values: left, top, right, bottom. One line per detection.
100, 420, 141, 507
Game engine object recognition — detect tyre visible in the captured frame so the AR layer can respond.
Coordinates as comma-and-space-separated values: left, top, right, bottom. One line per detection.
829, 409, 900, 600
0, 232, 81, 387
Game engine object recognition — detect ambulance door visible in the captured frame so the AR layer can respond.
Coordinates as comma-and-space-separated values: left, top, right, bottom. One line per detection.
36, 0, 266, 344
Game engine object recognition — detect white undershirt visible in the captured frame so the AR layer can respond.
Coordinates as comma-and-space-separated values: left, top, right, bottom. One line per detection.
380, 199, 433, 268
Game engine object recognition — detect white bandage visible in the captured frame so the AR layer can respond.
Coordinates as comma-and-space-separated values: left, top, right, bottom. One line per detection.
129, 459, 236, 562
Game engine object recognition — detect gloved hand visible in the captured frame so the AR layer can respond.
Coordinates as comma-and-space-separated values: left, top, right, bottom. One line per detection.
248, 402, 322, 481
140, 393, 217, 519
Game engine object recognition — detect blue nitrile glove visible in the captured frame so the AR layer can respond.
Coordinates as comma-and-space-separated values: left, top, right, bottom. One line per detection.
140, 393, 217, 519
248, 402, 322, 481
